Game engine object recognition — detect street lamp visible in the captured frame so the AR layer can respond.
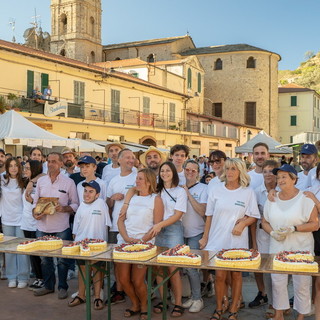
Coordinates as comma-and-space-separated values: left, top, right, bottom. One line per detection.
93, 89, 106, 123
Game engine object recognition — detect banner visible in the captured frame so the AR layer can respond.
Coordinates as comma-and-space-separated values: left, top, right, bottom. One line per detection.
44, 100, 68, 117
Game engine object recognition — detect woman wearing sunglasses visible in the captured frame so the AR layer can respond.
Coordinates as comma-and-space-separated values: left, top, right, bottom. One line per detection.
181, 160, 208, 313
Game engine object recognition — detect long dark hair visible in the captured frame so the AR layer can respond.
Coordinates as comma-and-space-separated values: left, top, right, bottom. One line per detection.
28, 160, 43, 180
4, 158, 25, 190
157, 161, 179, 193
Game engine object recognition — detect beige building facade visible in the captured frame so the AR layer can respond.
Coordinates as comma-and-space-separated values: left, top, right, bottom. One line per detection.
278, 84, 320, 144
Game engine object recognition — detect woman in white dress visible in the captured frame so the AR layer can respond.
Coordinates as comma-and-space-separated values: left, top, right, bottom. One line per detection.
200, 158, 260, 320
262, 164, 318, 320
117, 168, 164, 320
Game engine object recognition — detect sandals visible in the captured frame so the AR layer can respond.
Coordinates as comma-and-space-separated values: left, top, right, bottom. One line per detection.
68, 296, 85, 307
222, 296, 230, 313
124, 308, 140, 317
228, 311, 238, 320
171, 305, 184, 318
153, 302, 168, 314
140, 312, 148, 320
210, 309, 223, 320
94, 298, 104, 310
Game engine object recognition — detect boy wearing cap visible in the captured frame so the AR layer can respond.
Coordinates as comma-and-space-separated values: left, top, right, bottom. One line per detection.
76, 156, 107, 201
69, 180, 111, 310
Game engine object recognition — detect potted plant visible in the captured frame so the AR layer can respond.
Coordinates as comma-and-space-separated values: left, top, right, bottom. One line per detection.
0, 96, 6, 114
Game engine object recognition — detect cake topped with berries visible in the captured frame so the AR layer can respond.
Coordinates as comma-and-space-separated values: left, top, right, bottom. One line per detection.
157, 244, 201, 265
62, 238, 107, 256
113, 241, 157, 260
17, 236, 63, 251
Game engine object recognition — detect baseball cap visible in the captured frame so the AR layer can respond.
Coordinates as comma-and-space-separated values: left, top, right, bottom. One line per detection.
272, 164, 297, 176
78, 156, 96, 165
300, 144, 317, 155
82, 180, 101, 193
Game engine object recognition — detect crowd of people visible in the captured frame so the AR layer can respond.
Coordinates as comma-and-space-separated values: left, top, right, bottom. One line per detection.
0, 141, 320, 320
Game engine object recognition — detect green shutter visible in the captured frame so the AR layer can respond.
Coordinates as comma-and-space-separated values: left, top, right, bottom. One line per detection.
291, 96, 297, 106
27, 70, 34, 97
197, 73, 201, 93
187, 68, 192, 89
41, 73, 49, 94
290, 115, 297, 126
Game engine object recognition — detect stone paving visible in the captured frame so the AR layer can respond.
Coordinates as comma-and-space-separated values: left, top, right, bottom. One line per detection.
0, 274, 314, 320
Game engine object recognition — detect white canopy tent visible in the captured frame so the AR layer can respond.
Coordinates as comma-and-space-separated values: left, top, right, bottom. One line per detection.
235, 131, 292, 154
0, 110, 79, 148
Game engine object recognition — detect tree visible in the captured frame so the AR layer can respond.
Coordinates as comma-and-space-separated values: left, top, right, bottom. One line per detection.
305, 51, 315, 60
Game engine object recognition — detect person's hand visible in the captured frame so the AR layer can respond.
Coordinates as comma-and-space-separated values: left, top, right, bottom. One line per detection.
111, 193, 124, 201
125, 237, 139, 243
149, 223, 162, 238
268, 189, 277, 202
235, 216, 248, 225
270, 231, 286, 241
55, 205, 64, 213
32, 210, 45, 220
25, 193, 33, 204
199, 237, 208, 249
232, 221, 246, 236
278, 226, 295, 235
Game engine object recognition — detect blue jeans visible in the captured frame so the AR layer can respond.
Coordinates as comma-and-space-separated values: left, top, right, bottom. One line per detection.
185, 233, 203, 300
36, 228, 73, 291
155, 221, 184, 248
2, 225, 29, 282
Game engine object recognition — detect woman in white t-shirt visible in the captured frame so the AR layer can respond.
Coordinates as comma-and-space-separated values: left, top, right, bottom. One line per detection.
0, 158, 29, 288
200, 158, 260, 320
117, 168, 163, 320
151, 161, 187, 318
181, 160, 207, 313
262, 164, 318, 320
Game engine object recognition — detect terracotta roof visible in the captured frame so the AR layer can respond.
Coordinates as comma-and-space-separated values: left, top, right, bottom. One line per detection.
278, 83, 314, 93
103, 35, 194, 50
187, 112, 262, 130
180, 44, 281, 59
0, 39, 189, 98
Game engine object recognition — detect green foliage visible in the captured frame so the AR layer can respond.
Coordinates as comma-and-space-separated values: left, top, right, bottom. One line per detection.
0, 96, 6, 114
279, 79, 288, 85
7, 93, 18, 100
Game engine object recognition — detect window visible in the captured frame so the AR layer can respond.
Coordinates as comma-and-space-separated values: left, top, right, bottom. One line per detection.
143, 97, 150, 114
245, 102, 256, 126
192, 140, 201, 145
90, 51, 95, 63
74, 81, 85, 105
291, 96, 297, 106
187, 68, 192, 89
169, 103, 175, 122
27, 70, 49, 98
89, 17, 95, 37
111, 89, 120, 123
60, 14, 67, 34
318, 118, 319, 129
290, 115, 297, 126
197, 73, 201, 93
60, 49, 66, 56
147, 54, 155, 63
246, 57, 256, 68
226, 143, 232, 147
213, 103, 222, 118
115, 57, 121, 61
214, 58, 222, 70
290, 136, 293, 143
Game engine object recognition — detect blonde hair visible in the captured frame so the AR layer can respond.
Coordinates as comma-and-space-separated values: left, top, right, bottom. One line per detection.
138, 168, 157, 194
220, 158, 250, 187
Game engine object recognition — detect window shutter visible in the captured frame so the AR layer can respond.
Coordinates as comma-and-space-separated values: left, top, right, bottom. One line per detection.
41, 73, 49, 94
27, 70, 34, 97
291, 96, 297, 106
197, 73, 201, 93
187, 68, 192, 89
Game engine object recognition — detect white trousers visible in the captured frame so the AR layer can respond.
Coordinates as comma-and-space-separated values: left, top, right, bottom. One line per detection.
271, 273, 311, 315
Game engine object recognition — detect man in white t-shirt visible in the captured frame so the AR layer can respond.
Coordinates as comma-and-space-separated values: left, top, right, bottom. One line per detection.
101, 142, 124, 189
297, 144, 318, 190
106, 148, 137, 304
170, 144, 189, 185
139, 146, 166, 176
248, 142, 270, 190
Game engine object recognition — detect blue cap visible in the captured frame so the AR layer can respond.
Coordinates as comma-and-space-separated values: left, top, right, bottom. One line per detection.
78, 156, 96, 165
300, 144, 317, 155
272, 164, 297, 176
82, 180, 101, 193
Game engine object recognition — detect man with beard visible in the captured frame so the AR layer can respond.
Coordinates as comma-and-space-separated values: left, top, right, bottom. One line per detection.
139, 146, 166, 176
61, 148, 80, 177
248, 142, 270, 190
296, 144, 318, 190
0, 149, 5, 175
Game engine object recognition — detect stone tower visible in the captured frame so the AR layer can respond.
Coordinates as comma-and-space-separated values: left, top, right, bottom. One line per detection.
50, 0, 102, 63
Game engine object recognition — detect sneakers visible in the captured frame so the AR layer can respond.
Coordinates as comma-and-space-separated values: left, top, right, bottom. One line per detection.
34, 287, 54, 296
58, 288, 68, 299
105, 291, 125, 305
17, 281, 28, 289
182, 298, 204, 312
8, 280, 16, 288
29, 279, 44, 291
248, 291, 268, 308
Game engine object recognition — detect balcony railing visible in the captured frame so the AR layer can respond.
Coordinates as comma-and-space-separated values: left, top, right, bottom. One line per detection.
0, 93, 239, 139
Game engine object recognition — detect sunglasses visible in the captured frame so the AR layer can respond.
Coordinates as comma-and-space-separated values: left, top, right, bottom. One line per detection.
185, 168, 198, 174
208, 159, 221, 165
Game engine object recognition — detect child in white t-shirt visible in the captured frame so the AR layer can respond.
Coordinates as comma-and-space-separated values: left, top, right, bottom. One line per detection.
68, 180, 111, 311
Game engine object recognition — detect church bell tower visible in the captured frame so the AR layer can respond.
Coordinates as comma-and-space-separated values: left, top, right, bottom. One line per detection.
50, 0, 102, 63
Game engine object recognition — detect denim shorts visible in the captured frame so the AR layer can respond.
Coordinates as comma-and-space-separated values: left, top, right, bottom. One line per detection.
155, 220, 184, 248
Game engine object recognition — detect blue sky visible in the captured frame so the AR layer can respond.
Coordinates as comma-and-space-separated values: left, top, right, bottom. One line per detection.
0, 0, 319, 70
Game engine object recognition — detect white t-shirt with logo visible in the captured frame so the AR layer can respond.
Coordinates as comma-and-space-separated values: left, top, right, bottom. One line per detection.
107, 171, 137, 231
177, 169, 186, 186
77, 177, 107, 202
248, 170, 264, 190
205, 183, 260, 252
73, 198, 111, 241
161, 186, 187, 221
182, 183, 208, 238
102, 164, 120, 189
